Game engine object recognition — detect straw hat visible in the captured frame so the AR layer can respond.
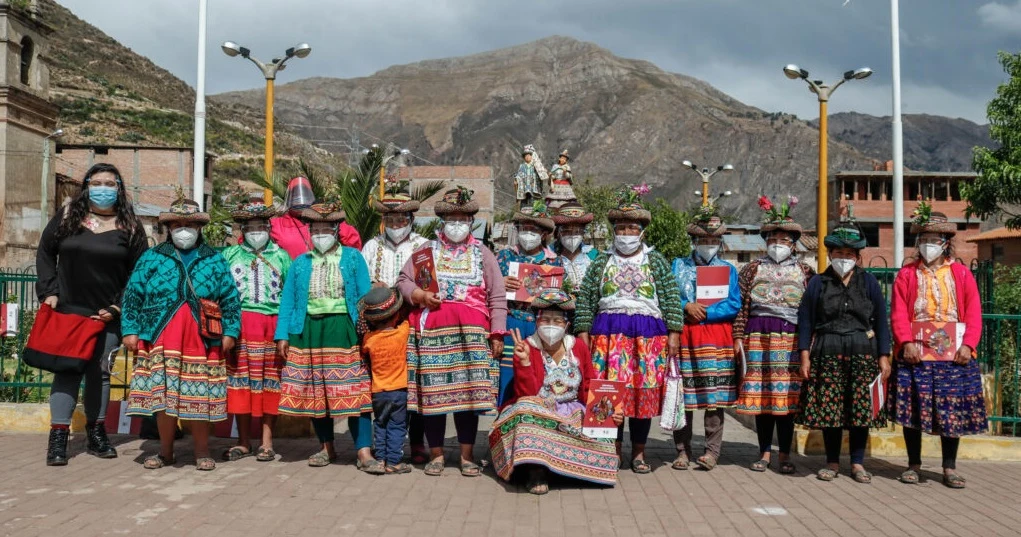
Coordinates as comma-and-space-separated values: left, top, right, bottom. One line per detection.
293, 202, 346, 223
433, 186, 479, 216
159, 198, 209, 225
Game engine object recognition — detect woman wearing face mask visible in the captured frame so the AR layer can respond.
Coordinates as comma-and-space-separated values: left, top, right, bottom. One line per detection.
397, 187, 508, 478
489, 289, 622, 495
733, 198, 814, 475
796, 222, 890, 483
274, 203, 374, 469
496, 202, 560, 407
669, 210, 741, 471
36, 163, 148, 466
890, 205, 984, 489
123, 198, 241, 471
220, 203, 292, 462
270, 176, 362, 260
575, 186, 683, 474
551, 201, 598, 294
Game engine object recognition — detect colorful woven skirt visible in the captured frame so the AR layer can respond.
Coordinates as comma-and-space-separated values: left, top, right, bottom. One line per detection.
679, 321, 736, 410
798, 349, 886, 429
589, 313, 667, 419
407, 303, 497, 415
736, 317, 801, 415
500, 313, 535, 408
489, 396, 618, 486
892, 359, 987, 437
127, 305, 227, 422
278, 313, 371, 419
227, 311, 281, 417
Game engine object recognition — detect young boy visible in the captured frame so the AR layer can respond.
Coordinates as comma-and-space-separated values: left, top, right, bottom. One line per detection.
359, 286, 413, 474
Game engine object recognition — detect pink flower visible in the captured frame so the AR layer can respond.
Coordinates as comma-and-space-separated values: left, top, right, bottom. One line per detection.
789, 195, 799, 207
633, 183, 651, 196
758, 195, 773, 211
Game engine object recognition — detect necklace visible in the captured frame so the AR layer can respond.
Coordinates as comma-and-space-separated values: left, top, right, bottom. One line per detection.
83, 213, 114, 231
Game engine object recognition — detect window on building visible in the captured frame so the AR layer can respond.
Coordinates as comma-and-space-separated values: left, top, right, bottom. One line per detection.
869, 180, 884, 200
957, 223, 967, 231
907, 179, 919, 201
992, 244, 1004, 263
950, 181, 962, 201
842, 180, 855, 200
738, 253, 750, 263
857, 180, 868, 200
858, 223, 881, 247
19, 36, 33, 86
903, 224, 915, 248
933, 180, 949, 201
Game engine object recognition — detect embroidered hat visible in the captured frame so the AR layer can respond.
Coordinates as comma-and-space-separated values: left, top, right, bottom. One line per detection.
607, 183, 652, 225
433, 186, 479, 216
551, 201, 594, 226
529, 288, 576, 312
372, 193, 421, 214
294, 202, 346, 223
758, 195, 803, 240
909, 200, 956, 236
512, 200, 555, 232
687, 203, 726, 238
159, 198, 210, 224
230, 202, 280, 222
359, 286, 404, 323
522, 144, 537, 157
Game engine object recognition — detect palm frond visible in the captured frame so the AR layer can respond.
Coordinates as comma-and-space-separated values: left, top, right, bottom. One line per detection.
414, 218, 442, 241
247, 169, 288, 204
410, 180, 445, 203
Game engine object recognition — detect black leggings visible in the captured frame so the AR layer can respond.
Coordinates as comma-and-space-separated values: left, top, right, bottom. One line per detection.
615, 418, 652, 444
408, 412, 425, 447
423, 412, 479, 447
755, 414, 795, 455
903, 427, 960, 470
822, 427, 869, 465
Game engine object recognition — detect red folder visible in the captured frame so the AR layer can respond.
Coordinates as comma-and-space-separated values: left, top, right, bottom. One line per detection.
696, 266, 730, 306
411, 247, 439, 294
911, 321, 965, 361
582, 380, 623, 439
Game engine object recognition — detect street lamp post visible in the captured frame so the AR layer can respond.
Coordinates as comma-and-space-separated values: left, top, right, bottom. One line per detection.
783, 64, 872, 272
40, 128, 63, 232
681, 161, 734, 207
378, 148, 410, 233
222, 41, 312, 206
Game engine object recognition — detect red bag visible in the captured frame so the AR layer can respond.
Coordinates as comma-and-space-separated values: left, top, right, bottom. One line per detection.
22, 304, 106, 374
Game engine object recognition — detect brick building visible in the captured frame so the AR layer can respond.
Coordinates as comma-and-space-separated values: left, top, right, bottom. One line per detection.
829, 164, 983, 267
967, 227, 1021, 266
395, 165, 496, 223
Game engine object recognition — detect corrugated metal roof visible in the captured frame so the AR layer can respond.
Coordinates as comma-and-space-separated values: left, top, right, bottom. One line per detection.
966, 227, 1021, 242
722, 235, 766, 252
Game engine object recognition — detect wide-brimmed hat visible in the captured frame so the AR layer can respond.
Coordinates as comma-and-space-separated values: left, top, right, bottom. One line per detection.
372, 193, 420, 214
159, 198, 209, 224
512, 201, 555, 232
294, 202, 346, 223
688, 204, 726, 238
530, 288, 576, 312
434, 186, 479, 216
230, 202, 280, 223
558, 150, 570, 161
552, 201, 594, 226
758, 195, 802, 240
824, 223, 868, 250
910, 201, 955, 236
359, 286, 404, 323
607, 184, 652, 225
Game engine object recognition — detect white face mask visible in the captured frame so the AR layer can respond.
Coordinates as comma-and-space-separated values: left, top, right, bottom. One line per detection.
517, 231, 542, 251
245, 231, 269, 251
443, 221, 471, 243
831, 258, 857, 278
312, 233, 337, 254
767, 244, 792, 263
695, 245, 719, 263
614, 234, 643, 255
385, 224, 412, 245
537, 325, 566, 346
171, 227, 199, 250
920, 243, 945, 264
560, 235, 582, 253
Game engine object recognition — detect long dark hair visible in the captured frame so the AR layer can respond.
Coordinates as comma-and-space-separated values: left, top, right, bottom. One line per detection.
57, 163, 144, 241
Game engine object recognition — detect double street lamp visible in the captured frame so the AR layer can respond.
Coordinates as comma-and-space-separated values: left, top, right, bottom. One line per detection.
783, 63, 872, 272
222, 41, 312, 206
681, 161, 734, 207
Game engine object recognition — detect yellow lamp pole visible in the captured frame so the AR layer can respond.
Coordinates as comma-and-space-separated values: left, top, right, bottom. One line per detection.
783, 64, 872, 273
222, 41, 312, 206
681, 161, 734, 207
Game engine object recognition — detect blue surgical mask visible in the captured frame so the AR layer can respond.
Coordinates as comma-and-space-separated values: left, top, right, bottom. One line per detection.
88, 185, 118, 210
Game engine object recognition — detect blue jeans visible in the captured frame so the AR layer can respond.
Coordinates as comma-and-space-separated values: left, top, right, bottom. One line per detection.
372, 390, 408, 465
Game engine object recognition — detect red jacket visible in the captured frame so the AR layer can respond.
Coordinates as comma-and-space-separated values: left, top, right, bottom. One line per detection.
269, 213, 362, 260
890, 260, 982, 353
506, 336, 596, 408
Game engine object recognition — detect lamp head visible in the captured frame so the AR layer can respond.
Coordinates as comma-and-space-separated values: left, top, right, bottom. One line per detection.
50, 128, 64, 138
693, 190, 702, 197
845, 67, 873, 80
221, 41, 242, 57
719, 164, 734, 172
289, 43, 312, 59
400, 149, 410, 155
783, 64, 807, 80
682, 160, 694, 169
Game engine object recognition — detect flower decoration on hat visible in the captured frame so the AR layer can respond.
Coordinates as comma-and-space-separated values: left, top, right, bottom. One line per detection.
911, 199, 933, 227
444, 186, 474, 205
759, 194, 798, 224
615, 183, 650, 209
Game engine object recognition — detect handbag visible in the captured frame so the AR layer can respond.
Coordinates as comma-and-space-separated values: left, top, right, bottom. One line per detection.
178, 252, 223, 340
22, 303, 107, 374
659, 356, 687, 432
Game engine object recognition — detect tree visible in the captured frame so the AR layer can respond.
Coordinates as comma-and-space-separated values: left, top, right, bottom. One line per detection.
964, 51, 1021, 229
645, 199, 692, 260
574, 176, 617, 231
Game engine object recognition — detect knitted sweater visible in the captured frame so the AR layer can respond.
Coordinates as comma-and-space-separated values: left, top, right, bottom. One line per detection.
274, 246, 370, 341
122, 241, 241, 342
574, 248, 684, 333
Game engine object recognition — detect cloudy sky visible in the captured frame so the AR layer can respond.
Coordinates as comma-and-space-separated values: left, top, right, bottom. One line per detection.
58, 0, 1021, 124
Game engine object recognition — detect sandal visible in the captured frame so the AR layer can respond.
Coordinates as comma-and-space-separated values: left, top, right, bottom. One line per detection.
779, 461, 796, 475
943, 473, 966, 489
816, 468, 838, 481
852, 469, 873, 484
898, 469, 920, 484
196, 457, 216, 471
424, 460, 445, 476
671, 452, 690, 470
527, 478, 549, 495
460, 462, 482, 477
695, 454, 718, 471
143, 454, 175, 470
255, 447, 276, 462
358, 459, 386, 475
631, 458, 652, 474
307, 449, 334, 467
386, 462, 413, 474
750, 459, 770, 472
222, 445, 253, 462
409, 449, 430, 465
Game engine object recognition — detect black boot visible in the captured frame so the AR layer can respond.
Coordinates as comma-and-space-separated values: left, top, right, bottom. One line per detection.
46, 427, 69, 466
86, 423, 117, 459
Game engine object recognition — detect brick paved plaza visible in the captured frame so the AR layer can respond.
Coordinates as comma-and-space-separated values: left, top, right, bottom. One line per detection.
2, 415, 1019, 537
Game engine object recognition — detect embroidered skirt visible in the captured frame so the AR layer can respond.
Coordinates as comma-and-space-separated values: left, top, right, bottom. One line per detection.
407, 303, 497, 415
278, 314, 371, 419
489, 396, 618, 486
127, 305, 227, 422
892, 359, 987, 437
736, 317, 801, 415
679, 321, 737, 410
589, 313, 668, 419
226, 311, 281, 417
798, 346, 886, 429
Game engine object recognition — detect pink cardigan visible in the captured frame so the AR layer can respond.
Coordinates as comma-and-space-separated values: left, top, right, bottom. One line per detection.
890, 260, 982, 352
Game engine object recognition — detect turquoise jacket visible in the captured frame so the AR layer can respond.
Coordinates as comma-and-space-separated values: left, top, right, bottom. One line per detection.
274, 246, 371, 341
122, 241, 242, 342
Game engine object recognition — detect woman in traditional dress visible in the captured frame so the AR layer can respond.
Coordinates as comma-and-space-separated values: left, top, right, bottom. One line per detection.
891, 204, 985, 489
397, 187, 507, 478
797, 222, 891, 483
274, 203, 374, 469
733, 197, 814, 475
36, 163, 148, 465
124, 198, 241, 471
545, 150, 576, 208
271, 176, 362, 259
489, 289, 620, 495
670, 208, 740, 471
575, 185, 683, 474
552, 201, 598, 296
221, 202, 291, 462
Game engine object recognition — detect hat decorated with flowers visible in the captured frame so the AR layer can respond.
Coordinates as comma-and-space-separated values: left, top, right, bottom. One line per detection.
529, 288, 576, 312
159, 195, 210, 225
759, 194, 803, 240
909, 199, 955, 236
607, 183, 652, 225
687, 202, 727, 238
372, 193, 420, 214
512, 200, 555, 232
294, 202, 346, 223
230, 201, 280, 222
434, 186, 479, 216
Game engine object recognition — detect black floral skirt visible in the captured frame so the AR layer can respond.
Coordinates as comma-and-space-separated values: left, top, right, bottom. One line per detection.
797, 351, 887, 429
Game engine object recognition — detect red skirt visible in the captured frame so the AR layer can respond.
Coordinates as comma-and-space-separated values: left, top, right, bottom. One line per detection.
227, 311, 281, 417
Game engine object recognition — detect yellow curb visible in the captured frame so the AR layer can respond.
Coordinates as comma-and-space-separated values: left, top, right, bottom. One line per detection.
794, 425, 1021, 462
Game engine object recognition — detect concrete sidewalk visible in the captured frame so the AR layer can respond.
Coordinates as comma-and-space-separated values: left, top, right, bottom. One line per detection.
1, 414, 1019, 537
